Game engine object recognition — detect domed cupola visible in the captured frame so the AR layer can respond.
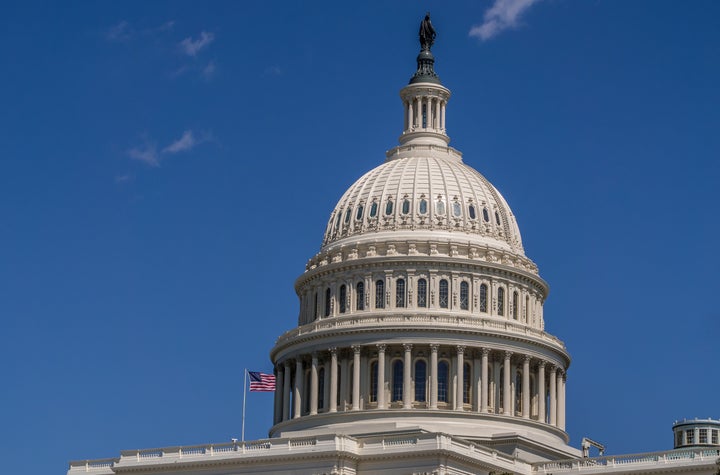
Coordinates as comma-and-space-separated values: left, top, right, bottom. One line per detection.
269, 15, 578, 462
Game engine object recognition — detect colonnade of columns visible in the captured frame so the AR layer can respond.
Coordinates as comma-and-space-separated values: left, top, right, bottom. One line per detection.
403, 95, 446, 132
273, 344, 566, 431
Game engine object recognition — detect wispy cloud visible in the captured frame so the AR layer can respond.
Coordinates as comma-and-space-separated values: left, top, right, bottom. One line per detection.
115, 174, 133, 184
106, 21, 132, 42
469, 0, 543, 41
128, 142, 160, 167
263, 65, 283, 77
180, 31, 215, 57
202, 61, 216, 80
163, 130, 197, 154
129, 129, 210, 167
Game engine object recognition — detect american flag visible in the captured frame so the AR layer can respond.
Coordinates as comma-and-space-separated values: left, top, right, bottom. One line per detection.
248, 371, 276, 392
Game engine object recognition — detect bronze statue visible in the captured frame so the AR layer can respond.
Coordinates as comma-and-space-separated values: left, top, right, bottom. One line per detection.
419, 13, 436, 51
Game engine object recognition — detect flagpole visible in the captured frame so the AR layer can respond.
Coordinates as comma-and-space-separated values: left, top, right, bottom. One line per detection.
241, 368, 247, 442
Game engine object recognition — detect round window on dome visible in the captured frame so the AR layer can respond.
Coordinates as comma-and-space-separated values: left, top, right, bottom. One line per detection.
452, 201, 461, 217
468, 204, 477, 219
385, 200, 394, 216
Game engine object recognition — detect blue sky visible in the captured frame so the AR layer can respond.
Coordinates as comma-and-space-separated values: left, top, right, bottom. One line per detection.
1, 1, 719, 473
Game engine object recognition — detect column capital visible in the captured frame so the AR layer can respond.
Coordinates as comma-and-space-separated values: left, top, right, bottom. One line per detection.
430, 343, 439, 353
403, 343, 413, 352
481, 347, 490, 357
550, 364, 558, 373
538, 360, 547, 369
504, 350, 513, 360
456, 345, 466, 355
328, 347, 337, 355
376, 343, 387, 353
351, 345, 362, 355
523, 354, 531, 363
312, 351, 319, 360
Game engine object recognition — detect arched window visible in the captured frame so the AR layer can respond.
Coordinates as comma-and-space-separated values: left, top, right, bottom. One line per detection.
497, 287, 505, 316
482, 207, 490, 222
525, 295, 529, 322
313, 292, 318, 320
463, 362, 472, 404
512, 291, 518, 320
375, 280, 385, 309
495, 211, 501, 225
369, 201, 378, 218
355, 205, 364, 221
356, 282, 365, 311
324, 288, 331, 317
419, 198, 428, 214
318, 368, 325, 410
370, 361, 378, 403
479, 284, 488, 313
392, 360, 403, 402
515, 371, 522, 415
436, 199, 445, 215
385, 200, 394, 216
452, 201, 462, 217
439, 279, 449, 309
339, 285, 347, 314
396, 278, 406, 308
460, 281, 469, 310
468, 204, 477, 219
417, 278, 427, 308
415, 360, 427, 402
402, 198, 410, 215
438, 361, 449, 402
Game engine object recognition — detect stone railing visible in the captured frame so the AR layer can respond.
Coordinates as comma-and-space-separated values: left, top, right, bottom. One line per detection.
275, 313, 565, 349
532, 448, 720, 473
69, 432, 532, 474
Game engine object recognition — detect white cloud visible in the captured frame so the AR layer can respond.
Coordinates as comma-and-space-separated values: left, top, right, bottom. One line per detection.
128, 143, 159, 167
115, 174, 133, 183
469, 0, 543, 41
163, 130, 197, 154
202, 61, 216, 79
106, 21, 132, 42
180, 31, 215, 57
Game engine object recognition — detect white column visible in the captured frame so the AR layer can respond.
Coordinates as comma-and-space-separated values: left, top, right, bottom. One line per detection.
310, 353, 319, 415
558, 371, 566, 430
430, 344, 439, 409
405, 100, 410, 131
282, 361, 291, 421
403, 343, 413, 409
503, 351, 512, 415
481, 348, 489, 413
455, 346, 465, 410
434, 98, 440, 130
441, 101, 446, 130
377, 344, 386, 409
413, 97, 419, 128
329, 348, 338, 413
340, 355, 349, 411
274, 365, 283, 424
537, 361, 546, 423
323, 358, 330, 412
293, 359, 303, 419
522, 356, 530, 419
473, 351, 481, 412
549, 365, 557, 426
352, 345, 361, 411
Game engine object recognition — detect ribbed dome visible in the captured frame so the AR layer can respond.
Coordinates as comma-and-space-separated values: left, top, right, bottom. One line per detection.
321, 144, 524, 256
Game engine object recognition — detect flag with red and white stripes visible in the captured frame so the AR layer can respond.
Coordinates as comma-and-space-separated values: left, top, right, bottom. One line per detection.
248, 371, 275, 392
